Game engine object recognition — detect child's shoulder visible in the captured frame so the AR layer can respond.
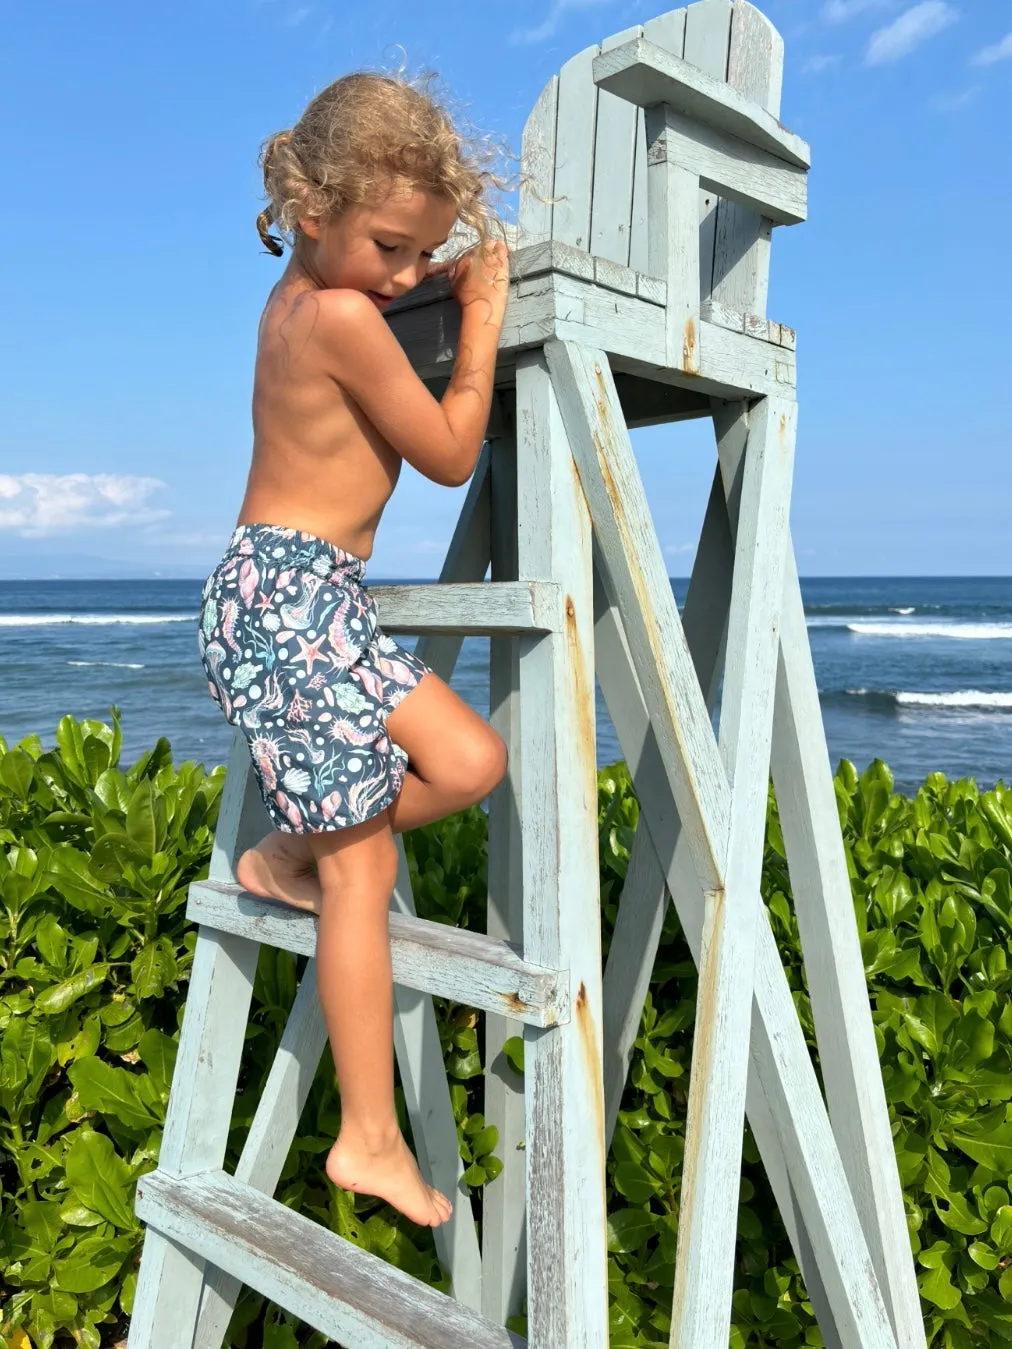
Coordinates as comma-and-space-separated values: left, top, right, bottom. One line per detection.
261, 283, 383, 352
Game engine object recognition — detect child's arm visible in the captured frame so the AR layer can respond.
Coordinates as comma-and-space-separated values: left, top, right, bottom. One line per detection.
316, 244, 509, 488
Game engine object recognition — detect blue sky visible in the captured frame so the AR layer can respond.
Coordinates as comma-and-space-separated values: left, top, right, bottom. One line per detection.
2, 0, 1009, 578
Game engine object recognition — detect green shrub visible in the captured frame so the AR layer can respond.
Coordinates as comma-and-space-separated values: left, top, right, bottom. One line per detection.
1, 713, 1011, 1347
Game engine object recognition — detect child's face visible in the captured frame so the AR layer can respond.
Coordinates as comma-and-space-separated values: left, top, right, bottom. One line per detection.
299, 184, 458, 310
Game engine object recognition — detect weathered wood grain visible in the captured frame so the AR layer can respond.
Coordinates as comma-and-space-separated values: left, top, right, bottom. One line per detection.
630, 10, 689, 273
594, 36, 810, 166
514, 351, 609, 1345
712, 1, 783, 315
193, 966, 328, 1345
671, 397, 795, 1346
390, 840, 484, 1309
649, 109, 807, 224
135, 1170, 523, 1349
373, 581, 562, 635
483, 418, 529, 1327
773, 553, 927, 1348
187, 882, 569, 1029
592, 584, 897, 1347
552, 44, 599, 251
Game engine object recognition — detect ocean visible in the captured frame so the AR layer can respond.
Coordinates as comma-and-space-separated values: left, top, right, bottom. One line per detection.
2, 576, 1009, 797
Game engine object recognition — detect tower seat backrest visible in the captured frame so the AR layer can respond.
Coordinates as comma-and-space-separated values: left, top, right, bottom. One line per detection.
517, 0, 786, 317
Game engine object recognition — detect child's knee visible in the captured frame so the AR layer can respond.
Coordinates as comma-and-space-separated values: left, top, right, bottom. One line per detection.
461, 728, 508, 800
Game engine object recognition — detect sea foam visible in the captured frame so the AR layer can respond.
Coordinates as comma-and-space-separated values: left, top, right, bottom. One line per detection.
846, 622, 1012, 640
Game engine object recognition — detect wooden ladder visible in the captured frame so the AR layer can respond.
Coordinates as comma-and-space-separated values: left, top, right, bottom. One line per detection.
128, 4, 926, 1346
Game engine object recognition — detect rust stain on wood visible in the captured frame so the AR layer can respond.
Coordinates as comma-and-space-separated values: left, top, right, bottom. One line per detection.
575, 981, 606, 1160
682, 317, 697, 373
500, 989, 530, 1015
565, 593, 596, 774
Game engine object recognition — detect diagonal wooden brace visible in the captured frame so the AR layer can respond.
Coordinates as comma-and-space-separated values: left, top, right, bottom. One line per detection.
545, 338, 898, 1348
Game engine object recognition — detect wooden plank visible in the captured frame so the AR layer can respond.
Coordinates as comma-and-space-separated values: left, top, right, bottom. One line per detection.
630, 10, 688, 273
671, 397, 796, 1346
514, 351, 609, 1345
712, 0, 783, 316
650, 108, 807, 225
600, 458, 733, 1148
590, 25, 642, 268
592, 580, 840, 1347
388, 276, 793, 401
413, 442, 491, 680
390, 839, 484, 1310
683, 0, 732, 303
194, 966, 328, 1345
135, 1170, 523, 1349
483, 422, 528, 1325
545, 341, 727, 891
594, 36, 810, 167
773, 553, 927, 1349
131, 931, 260, 1339
187, 882, 570, 1029
552, 43, 600, 250
518, 76, 558, 245
602, 822, 669, 1147
644, 130, 700, 374
373, 581, 562, 635
591, 592, 898, 1347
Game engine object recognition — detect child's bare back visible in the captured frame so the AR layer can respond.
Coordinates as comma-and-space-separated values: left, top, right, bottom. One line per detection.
239, 275, 404, 560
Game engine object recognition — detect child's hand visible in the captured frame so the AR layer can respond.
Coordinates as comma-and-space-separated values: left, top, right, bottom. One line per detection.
426, 240, 509, 314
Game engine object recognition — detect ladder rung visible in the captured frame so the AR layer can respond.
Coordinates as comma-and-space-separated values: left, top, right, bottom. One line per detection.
373, 581, 562, 635
135, 1168, 525, 1349
189, 881, 570, 1028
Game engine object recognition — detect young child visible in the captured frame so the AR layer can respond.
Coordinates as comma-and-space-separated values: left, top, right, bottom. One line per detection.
197, 72, 511, 1229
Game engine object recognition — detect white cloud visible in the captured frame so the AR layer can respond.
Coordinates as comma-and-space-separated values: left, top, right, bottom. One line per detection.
804, 52, 844, 73
0, 474, 170, 537
510, 0, 619, 46
971, 32, 1012, 67
865, 2, 958, 65
822, 0, 888, 23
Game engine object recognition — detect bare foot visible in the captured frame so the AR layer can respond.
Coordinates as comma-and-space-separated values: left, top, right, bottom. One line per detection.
236, 831, 322, 913
327, 1129, 453, 1228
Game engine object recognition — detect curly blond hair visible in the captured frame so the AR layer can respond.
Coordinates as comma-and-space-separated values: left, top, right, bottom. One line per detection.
256, 69, 515, 258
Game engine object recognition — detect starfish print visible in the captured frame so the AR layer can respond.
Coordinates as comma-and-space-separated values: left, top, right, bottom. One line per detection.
253, 591, 274, 614
292, 631, 328, 675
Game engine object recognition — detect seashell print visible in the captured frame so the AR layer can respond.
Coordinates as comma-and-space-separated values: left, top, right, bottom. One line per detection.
282, 767, 312, 795
238, 558, 260, 607
320, 790, 343, 820
352, 664, 384, 703
274, 790, 303, 829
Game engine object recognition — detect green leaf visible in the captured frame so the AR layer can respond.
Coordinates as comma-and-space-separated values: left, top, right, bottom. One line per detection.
125, 777, 158, 859
607, 1208, 661, 1253
951, 1120, 1012, 1173
68, 1057, 162, 1131
920, 1262, 963, 1311
64, 1129, 139, 1230
54, 1233, 131, 1292
35, 964, 109, 1016
502, 1035, 525, 1075
131, 940, 178, 999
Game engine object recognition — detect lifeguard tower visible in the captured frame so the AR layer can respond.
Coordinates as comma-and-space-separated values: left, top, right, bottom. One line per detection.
128, 3, 925, 1345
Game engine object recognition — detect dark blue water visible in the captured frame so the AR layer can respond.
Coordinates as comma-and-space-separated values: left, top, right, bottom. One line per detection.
2, 577, 1009, 795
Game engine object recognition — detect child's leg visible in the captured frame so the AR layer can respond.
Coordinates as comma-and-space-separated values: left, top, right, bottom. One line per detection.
237, 673, 506, 909
308, 809, 452, 1227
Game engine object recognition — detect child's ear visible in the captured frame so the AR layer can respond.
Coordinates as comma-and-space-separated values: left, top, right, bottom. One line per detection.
298, 216, 322, 240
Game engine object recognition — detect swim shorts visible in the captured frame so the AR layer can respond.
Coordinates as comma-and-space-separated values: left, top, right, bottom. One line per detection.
198, 522, 429, 834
